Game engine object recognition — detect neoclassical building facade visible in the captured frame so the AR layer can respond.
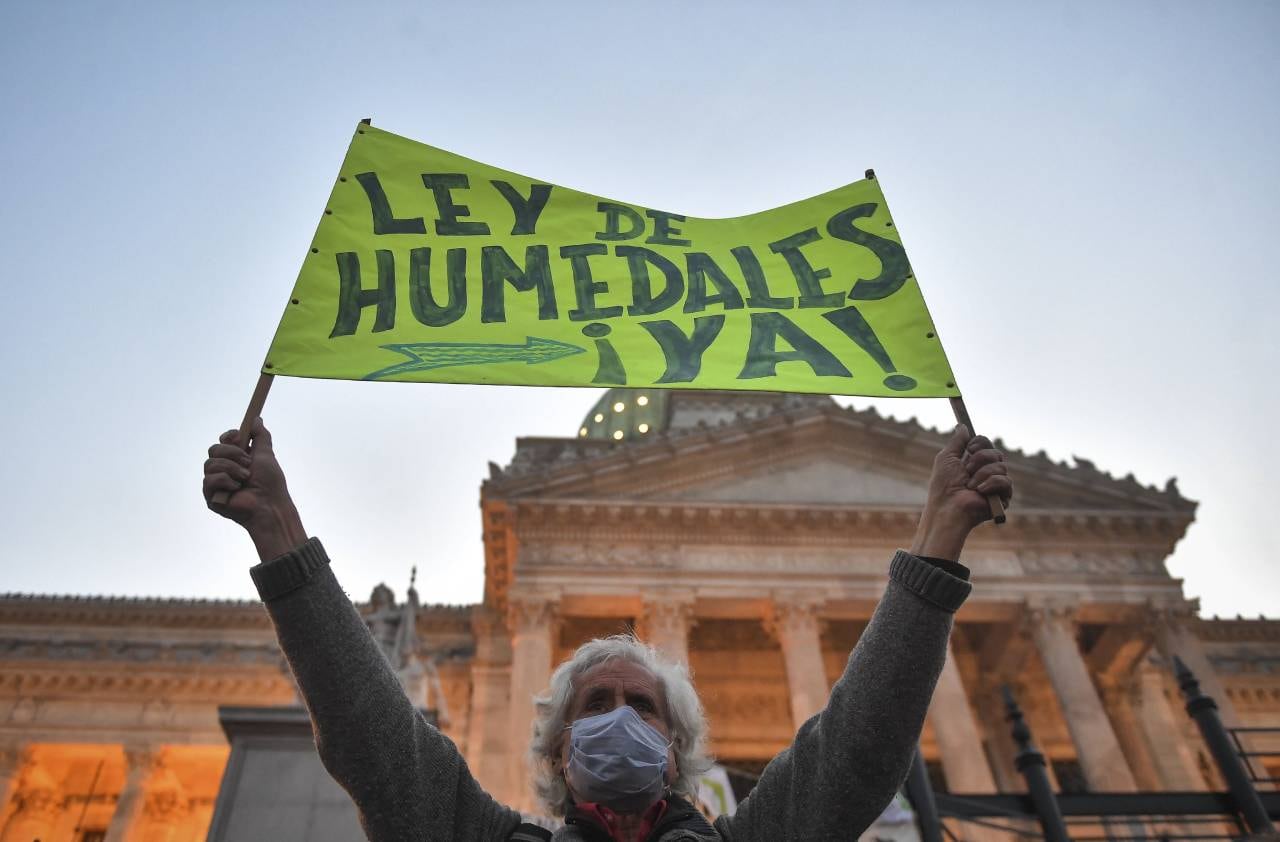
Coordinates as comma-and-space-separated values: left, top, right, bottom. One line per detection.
1, 389, 1277, 840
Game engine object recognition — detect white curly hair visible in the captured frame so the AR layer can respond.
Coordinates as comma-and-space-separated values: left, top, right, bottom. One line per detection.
527, 634, 713, 816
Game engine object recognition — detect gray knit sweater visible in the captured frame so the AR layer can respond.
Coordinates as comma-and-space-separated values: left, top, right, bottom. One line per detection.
251, 540, 970, 842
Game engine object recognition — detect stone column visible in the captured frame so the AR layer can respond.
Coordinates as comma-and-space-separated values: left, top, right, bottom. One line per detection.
1134, 661, 1207, 790
639, 594, 695, 666
1152, 608, 1242, 727
506, 596, 557, 812
1029, 604, 1137, 791
928, 644, 998, 793
104, 744, 163, 842
1098, 678, 1162, 790
768, 595, 829, 729
0, 757, 59, 842
467, 608, 513, 798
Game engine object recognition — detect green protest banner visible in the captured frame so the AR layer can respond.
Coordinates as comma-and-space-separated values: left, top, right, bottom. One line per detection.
224, 122, 1003, 520
262, 122, 959, 398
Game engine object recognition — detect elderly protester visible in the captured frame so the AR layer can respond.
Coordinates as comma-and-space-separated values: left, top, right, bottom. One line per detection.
203, 419, 1012, 842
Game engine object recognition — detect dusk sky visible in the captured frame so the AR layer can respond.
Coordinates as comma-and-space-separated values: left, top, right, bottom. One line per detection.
1, 1, 1276, 617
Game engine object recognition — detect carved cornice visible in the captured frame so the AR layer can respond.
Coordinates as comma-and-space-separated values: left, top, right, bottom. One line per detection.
507, 499, 1190, 553
1193, 617, 1280, 643
520, 540, 906, 578
0, 595, 271, 629
0, 636, 284, 666
0, 667, 295, 700
514, 499, 920, 545
0, 594, 474, 634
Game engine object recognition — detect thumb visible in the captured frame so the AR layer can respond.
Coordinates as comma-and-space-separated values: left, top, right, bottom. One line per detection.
249, 417, 273, 452
942, 424, 970, 458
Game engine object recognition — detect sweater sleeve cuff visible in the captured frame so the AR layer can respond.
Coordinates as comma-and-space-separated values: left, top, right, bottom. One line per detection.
920, 555, 970, 582
889, 550, 972, 613
250, 537, 330, 602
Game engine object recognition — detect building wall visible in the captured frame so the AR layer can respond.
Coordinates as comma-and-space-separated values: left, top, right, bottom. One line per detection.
2, 395, 1278, 838
1, 597, 1277, 839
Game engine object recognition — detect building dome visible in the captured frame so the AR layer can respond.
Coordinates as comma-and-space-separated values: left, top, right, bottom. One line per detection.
577, 389, 669, 442
576, 388, 839, 443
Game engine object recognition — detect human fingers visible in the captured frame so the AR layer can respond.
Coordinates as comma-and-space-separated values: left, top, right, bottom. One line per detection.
965, 435, 994, 454
204, 457, 251, 482
975, 474, 1013, 505
207, 443, 252, 466
964, 449, 1005, 478
941, 425, 971, 458
219, 429, 241, 445
967, 460, 1008, 489
203, 472, 243, 501
250, 418, 272, 452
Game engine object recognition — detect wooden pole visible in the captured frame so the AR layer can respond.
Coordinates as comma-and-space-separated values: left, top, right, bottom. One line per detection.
210, 372, 275, 505
949, 396, 1007, 524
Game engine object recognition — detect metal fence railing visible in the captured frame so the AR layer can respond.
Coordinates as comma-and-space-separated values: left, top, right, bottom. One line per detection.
931, 792, 1280, 842
902, 658, 1279, 842
1227, 726, 1280, 786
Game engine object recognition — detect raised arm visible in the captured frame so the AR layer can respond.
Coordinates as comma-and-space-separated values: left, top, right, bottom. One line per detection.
717, 426, 1012, 842
203, 420, 522, 842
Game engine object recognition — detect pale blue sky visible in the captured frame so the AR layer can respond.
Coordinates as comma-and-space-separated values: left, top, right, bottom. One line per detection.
1, 1, 1276, 616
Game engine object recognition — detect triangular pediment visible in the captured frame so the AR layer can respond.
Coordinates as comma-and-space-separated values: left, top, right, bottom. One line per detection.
488, 396, 1196, 515
660, 451, 927, 506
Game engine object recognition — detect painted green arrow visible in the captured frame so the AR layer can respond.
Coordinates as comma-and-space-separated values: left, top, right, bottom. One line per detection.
363, 336, 586, 381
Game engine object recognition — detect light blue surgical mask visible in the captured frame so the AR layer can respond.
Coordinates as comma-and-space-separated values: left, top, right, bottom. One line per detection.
565, 705, 672, 813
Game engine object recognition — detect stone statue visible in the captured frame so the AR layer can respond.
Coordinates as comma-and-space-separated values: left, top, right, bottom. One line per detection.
364, 568, 450, 726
